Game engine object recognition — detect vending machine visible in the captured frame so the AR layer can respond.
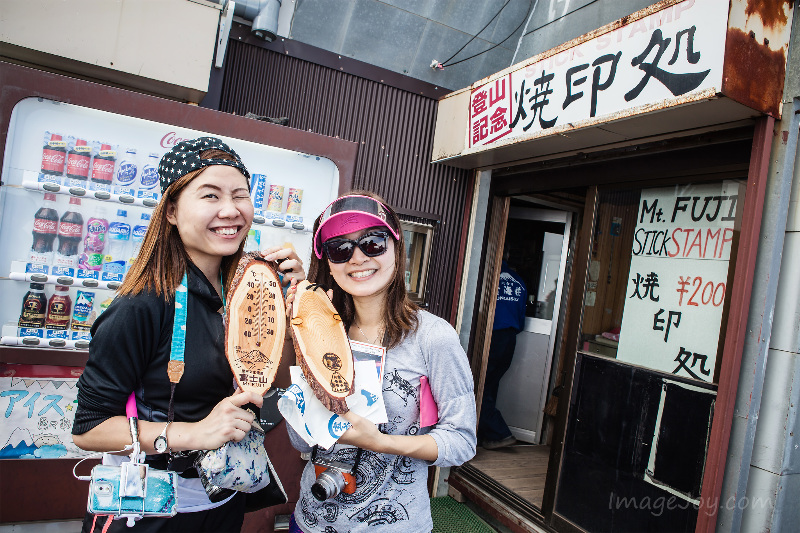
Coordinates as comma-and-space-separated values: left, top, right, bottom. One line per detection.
0, 61, 357, 522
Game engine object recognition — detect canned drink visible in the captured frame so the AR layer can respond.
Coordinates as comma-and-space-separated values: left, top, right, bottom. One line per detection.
286, 188, 303, 215
266, 184, 284, 214
250, 174, 267, 211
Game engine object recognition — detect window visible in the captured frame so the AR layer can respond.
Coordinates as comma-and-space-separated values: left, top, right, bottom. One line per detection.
401, 220, 434, 303
580, 180, 745, 383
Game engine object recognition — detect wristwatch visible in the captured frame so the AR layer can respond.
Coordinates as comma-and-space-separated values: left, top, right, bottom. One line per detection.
154, 421, 171, 454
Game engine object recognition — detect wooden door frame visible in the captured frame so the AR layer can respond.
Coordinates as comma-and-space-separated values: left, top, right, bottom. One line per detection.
470, 195, 510, 418
542, 186, 599, 524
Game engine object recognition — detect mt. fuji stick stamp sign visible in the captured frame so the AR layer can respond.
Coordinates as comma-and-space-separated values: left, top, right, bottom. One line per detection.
616, 182, 741, 381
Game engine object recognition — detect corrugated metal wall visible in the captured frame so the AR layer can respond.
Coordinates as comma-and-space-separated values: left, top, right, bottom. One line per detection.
219, 40, 472, 320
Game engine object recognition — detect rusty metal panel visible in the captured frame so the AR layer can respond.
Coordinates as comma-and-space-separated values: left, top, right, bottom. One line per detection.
722, 0, 794, 118
219, 40, 471, 319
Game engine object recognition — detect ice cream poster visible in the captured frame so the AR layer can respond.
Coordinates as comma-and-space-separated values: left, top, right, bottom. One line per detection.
0, 364, 90, 459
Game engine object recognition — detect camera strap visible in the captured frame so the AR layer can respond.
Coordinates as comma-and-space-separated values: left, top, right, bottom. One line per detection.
165, 273, 190, 425
311, 445, 363, 475
166, 271, 227, 419
164, 271, 227, 463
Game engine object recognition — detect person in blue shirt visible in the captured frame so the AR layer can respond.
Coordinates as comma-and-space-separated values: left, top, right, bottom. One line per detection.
479, 249, 527, 449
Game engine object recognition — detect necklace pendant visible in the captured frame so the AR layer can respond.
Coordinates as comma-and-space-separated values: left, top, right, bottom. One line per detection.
355, 323, 382, 345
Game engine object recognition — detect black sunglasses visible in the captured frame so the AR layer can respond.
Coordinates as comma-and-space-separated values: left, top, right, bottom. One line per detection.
323, 231, 391, 263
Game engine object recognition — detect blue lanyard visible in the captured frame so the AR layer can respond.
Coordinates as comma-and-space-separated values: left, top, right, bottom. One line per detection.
166, 271, 225, 423
169, 274, 188, 370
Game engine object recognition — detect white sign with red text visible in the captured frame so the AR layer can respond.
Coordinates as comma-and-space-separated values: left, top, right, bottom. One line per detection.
615, 181, 741, 381
468, 0, 727, 149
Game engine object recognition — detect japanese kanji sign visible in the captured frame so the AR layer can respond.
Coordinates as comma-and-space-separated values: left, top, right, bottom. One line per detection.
616, 182, 741, 381
468, 0, 726, 149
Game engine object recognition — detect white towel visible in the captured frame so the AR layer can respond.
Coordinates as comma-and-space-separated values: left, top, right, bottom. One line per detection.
278, 361, 387, 449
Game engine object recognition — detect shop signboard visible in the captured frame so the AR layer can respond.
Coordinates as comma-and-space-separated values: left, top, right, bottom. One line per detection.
616, 182, 740, 381
0, 364, 88, 459
467, 0, 727, 150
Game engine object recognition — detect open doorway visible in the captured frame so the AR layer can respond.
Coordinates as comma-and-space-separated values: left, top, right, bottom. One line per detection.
469, 199, 573, 509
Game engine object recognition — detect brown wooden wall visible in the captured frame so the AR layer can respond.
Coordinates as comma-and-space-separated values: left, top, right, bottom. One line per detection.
218, 37, 471, 320
580, 189, 639, 337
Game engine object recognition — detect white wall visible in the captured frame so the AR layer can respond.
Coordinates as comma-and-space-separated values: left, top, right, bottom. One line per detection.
0, 0, 221, 102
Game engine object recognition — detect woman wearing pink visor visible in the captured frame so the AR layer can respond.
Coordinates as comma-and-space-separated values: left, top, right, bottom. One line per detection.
287, 191, 477, 533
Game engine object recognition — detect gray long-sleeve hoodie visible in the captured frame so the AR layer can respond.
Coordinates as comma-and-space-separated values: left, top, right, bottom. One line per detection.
287, 310, 477, 532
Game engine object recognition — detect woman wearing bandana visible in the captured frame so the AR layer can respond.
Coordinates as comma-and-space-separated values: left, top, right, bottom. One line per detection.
72, 137, 303, 532
287, 192, 477, 533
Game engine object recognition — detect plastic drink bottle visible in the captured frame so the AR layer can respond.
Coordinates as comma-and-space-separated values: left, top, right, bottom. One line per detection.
244, 229, 261, 252
78, 206, 109, 271
66, 139, 91, 180
250, 174, 267, 212
90, 144, 116, 186
139, 153, 160, 191
104, 209, 131, 274
19, 283, 47, 328
127, 212, 150, 269
54, 197, 84, 269
115, 149, 138, 188
30, 193, 59, 265
99, 297, 114, 316
41, 133, 67, 176
45, 285, 72, 330
71, 290, 95, 332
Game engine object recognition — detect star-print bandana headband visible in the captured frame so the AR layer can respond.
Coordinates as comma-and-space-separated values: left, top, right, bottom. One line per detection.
158, 137, 251, 194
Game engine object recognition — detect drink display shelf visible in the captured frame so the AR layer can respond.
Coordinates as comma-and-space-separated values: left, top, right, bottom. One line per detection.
17, 171, 313, 232
8, 261, 121, 291
7, 271, 121, 291
21, 172, 159, 208
0, 336, 89, 350
251, 214, 309, 232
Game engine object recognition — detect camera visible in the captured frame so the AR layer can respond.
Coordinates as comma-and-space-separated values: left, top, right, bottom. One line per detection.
311, 457, 358, 501
88, 462, 178, 518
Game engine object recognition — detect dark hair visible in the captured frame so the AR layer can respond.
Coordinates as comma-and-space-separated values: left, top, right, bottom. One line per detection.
308, 190, 418, 348
118, 149, 247, 298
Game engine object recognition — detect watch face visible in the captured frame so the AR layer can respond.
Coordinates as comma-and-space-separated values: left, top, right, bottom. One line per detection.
154, 435, 167, 454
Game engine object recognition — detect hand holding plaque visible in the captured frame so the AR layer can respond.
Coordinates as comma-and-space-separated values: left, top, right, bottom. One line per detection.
290, 280, 355, 414
225, 252, 287, 395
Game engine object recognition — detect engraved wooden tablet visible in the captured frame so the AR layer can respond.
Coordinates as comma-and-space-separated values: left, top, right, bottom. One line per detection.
290, 280, 354, 414
225, 252, 286, 395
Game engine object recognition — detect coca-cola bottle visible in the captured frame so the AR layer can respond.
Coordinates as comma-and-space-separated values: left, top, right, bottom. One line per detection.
54, 197, 84, 269
41, 133, 67, 175
29, 193, 59, 265
90, 144, 116, 185
66, 139, 91, 180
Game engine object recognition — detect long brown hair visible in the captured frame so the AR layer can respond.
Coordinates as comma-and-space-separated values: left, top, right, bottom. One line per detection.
308, 190, 418, 348
118, 149, 247, 298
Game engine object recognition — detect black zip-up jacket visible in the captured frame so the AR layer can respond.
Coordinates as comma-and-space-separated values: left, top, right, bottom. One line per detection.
73, 263, 233, 435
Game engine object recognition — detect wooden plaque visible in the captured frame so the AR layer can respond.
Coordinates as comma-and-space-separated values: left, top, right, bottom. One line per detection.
290, 280, 354, 414
225, 252, 286, 395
